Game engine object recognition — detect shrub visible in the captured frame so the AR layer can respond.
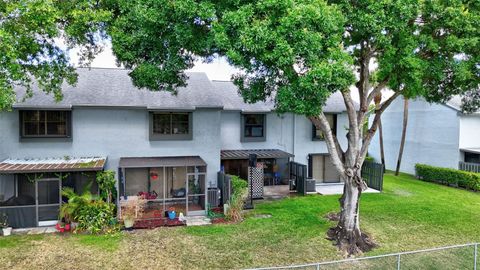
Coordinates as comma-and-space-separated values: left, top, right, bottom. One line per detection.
226, 175, 248, 222
415, 164, 480, 191
96, 170, 117, 203
76, 200, 117, 234
60, 183, 118, 234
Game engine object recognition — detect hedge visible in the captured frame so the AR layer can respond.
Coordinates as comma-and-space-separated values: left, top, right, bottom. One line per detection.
415, 164, 480, 191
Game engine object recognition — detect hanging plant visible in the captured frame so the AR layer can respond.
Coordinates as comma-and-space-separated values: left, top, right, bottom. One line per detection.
150, 172, 159, 180
25, 173, 44, 183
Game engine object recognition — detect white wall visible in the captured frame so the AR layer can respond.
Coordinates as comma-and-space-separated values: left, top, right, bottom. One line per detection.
369, 97, 461, 174
0, 108, 222, 187
459, 114, 480, 149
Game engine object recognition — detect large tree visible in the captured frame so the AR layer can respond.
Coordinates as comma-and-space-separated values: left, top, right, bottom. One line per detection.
0, 0, 111, 111
105, 0, 479, 255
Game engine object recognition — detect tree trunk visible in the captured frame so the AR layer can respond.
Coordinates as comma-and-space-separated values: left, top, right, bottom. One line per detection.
395, 98, 409, 176
327, 166, 376, 255
379, 118, 386, 168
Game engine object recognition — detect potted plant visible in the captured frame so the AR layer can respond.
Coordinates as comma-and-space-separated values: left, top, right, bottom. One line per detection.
1, 213, 12, 236
121, 196, 146, 230
55, 221, 66, 233
167, 206, 176, 220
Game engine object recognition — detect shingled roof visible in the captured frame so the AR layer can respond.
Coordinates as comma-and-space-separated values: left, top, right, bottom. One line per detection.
13, 67, 352, 113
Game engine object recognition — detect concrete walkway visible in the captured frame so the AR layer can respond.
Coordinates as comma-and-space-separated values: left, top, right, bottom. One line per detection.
12, 226, 57, 235
185, 216, 211, 226
316, 183, 380, 195
263, 185, 290, 200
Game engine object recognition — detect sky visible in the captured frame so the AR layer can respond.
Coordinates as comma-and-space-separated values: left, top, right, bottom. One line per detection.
68, 42, 239, 81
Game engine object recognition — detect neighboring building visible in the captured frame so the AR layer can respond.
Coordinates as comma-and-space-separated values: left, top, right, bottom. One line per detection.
369, 96, 480, 175
0, 68, 351, 228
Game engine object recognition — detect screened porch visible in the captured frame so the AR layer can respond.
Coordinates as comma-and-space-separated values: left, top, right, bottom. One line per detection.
118, 156, 207, 218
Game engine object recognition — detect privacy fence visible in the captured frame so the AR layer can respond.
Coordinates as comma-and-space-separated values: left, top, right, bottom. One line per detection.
248, 243, 479, 270
362, 161, 384, 191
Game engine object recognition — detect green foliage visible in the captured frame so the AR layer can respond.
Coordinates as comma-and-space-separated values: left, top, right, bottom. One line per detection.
415, 164, 480, 191
231, 175, 248, 191
60, 183, 118, 234
76, 200, 118, 234
60, 185, 98, 223
0, 0, 111, 111
96, 170, 117, 203
226, 175, 248, 222
107, 0, 479, 114
364, 156, 375, 163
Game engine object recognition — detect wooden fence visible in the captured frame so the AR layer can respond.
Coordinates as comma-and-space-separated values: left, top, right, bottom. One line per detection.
459, 161, 480, 173
361, 161, 384, 191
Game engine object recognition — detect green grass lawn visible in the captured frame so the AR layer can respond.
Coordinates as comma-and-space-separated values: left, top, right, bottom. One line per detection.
1, 172, 480, 270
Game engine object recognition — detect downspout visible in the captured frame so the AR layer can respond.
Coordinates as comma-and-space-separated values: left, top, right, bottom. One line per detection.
292, 114, 296, 161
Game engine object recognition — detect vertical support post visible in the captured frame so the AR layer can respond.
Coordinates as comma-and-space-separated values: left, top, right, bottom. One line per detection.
316, 263, 320, 270
397, 254, 401, 270
474, 243, 478, 270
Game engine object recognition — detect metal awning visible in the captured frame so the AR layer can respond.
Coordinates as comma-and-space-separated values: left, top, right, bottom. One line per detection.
461, 148, 480, 154
119, 156, 207, 168
0, 157, 106, 174
221, 149, 294, 160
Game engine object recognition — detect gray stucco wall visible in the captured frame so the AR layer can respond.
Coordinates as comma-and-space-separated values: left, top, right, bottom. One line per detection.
0, 108, 222, 187
220, 111, 349, 166
369, 97, 461, 174
0, 108, 349, 189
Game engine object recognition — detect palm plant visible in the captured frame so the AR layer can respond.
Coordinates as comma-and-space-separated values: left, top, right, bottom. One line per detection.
59, 184, 98, 223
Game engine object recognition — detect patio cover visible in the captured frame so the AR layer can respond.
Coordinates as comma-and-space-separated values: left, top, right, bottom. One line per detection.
119, 156, 207, 168
461, 148, 480, 154
221, 149, 294, 160
0, 157, 106, 174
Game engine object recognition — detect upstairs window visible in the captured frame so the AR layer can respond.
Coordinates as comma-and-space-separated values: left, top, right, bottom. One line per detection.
150, 112, 192, 140
241, 114, 266, 142
312, 114, 337, 141
20, 110, 71, 138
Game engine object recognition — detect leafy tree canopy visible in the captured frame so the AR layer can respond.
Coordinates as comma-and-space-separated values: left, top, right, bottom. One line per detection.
107, 0, 479, 113
0, 0, 111, 111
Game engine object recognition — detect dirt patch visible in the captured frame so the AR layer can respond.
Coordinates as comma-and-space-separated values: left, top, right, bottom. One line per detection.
325, 212, 340, 222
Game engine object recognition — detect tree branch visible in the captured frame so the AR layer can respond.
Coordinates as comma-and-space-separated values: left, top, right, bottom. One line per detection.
357, 42, 371, 127
366, 77, 390, 106
309, 114, 345, 174
359, 91, 402, 163
341, 90, 360, 167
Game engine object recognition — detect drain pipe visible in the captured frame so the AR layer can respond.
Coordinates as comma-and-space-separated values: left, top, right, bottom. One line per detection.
292, 114, 296, 161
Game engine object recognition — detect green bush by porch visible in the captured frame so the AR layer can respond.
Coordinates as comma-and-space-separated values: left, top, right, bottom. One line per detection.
415, 163, 480, 191
1, 172, 480, 269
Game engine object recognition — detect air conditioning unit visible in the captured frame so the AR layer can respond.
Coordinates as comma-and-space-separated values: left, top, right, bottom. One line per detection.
306, 179, 317, 193
207, 188, 221, 208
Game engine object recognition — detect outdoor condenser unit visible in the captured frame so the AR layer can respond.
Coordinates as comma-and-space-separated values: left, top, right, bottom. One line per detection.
207, 188, 221, 207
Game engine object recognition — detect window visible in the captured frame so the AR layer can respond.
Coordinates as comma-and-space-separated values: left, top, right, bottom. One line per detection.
312, 114, 337, 141
465, 152, 480, 164
20, 110, 71, 138
150, 112, 192, 140
241, 114, 266, 142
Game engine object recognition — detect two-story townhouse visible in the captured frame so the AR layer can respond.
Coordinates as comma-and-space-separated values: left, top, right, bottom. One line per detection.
0, 68, 350, 228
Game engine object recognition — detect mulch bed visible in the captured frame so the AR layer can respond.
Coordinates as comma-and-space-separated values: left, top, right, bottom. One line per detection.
133, 217, 185, 229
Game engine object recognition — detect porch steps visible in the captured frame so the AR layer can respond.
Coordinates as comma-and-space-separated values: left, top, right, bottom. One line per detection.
185, 216, 211, 226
